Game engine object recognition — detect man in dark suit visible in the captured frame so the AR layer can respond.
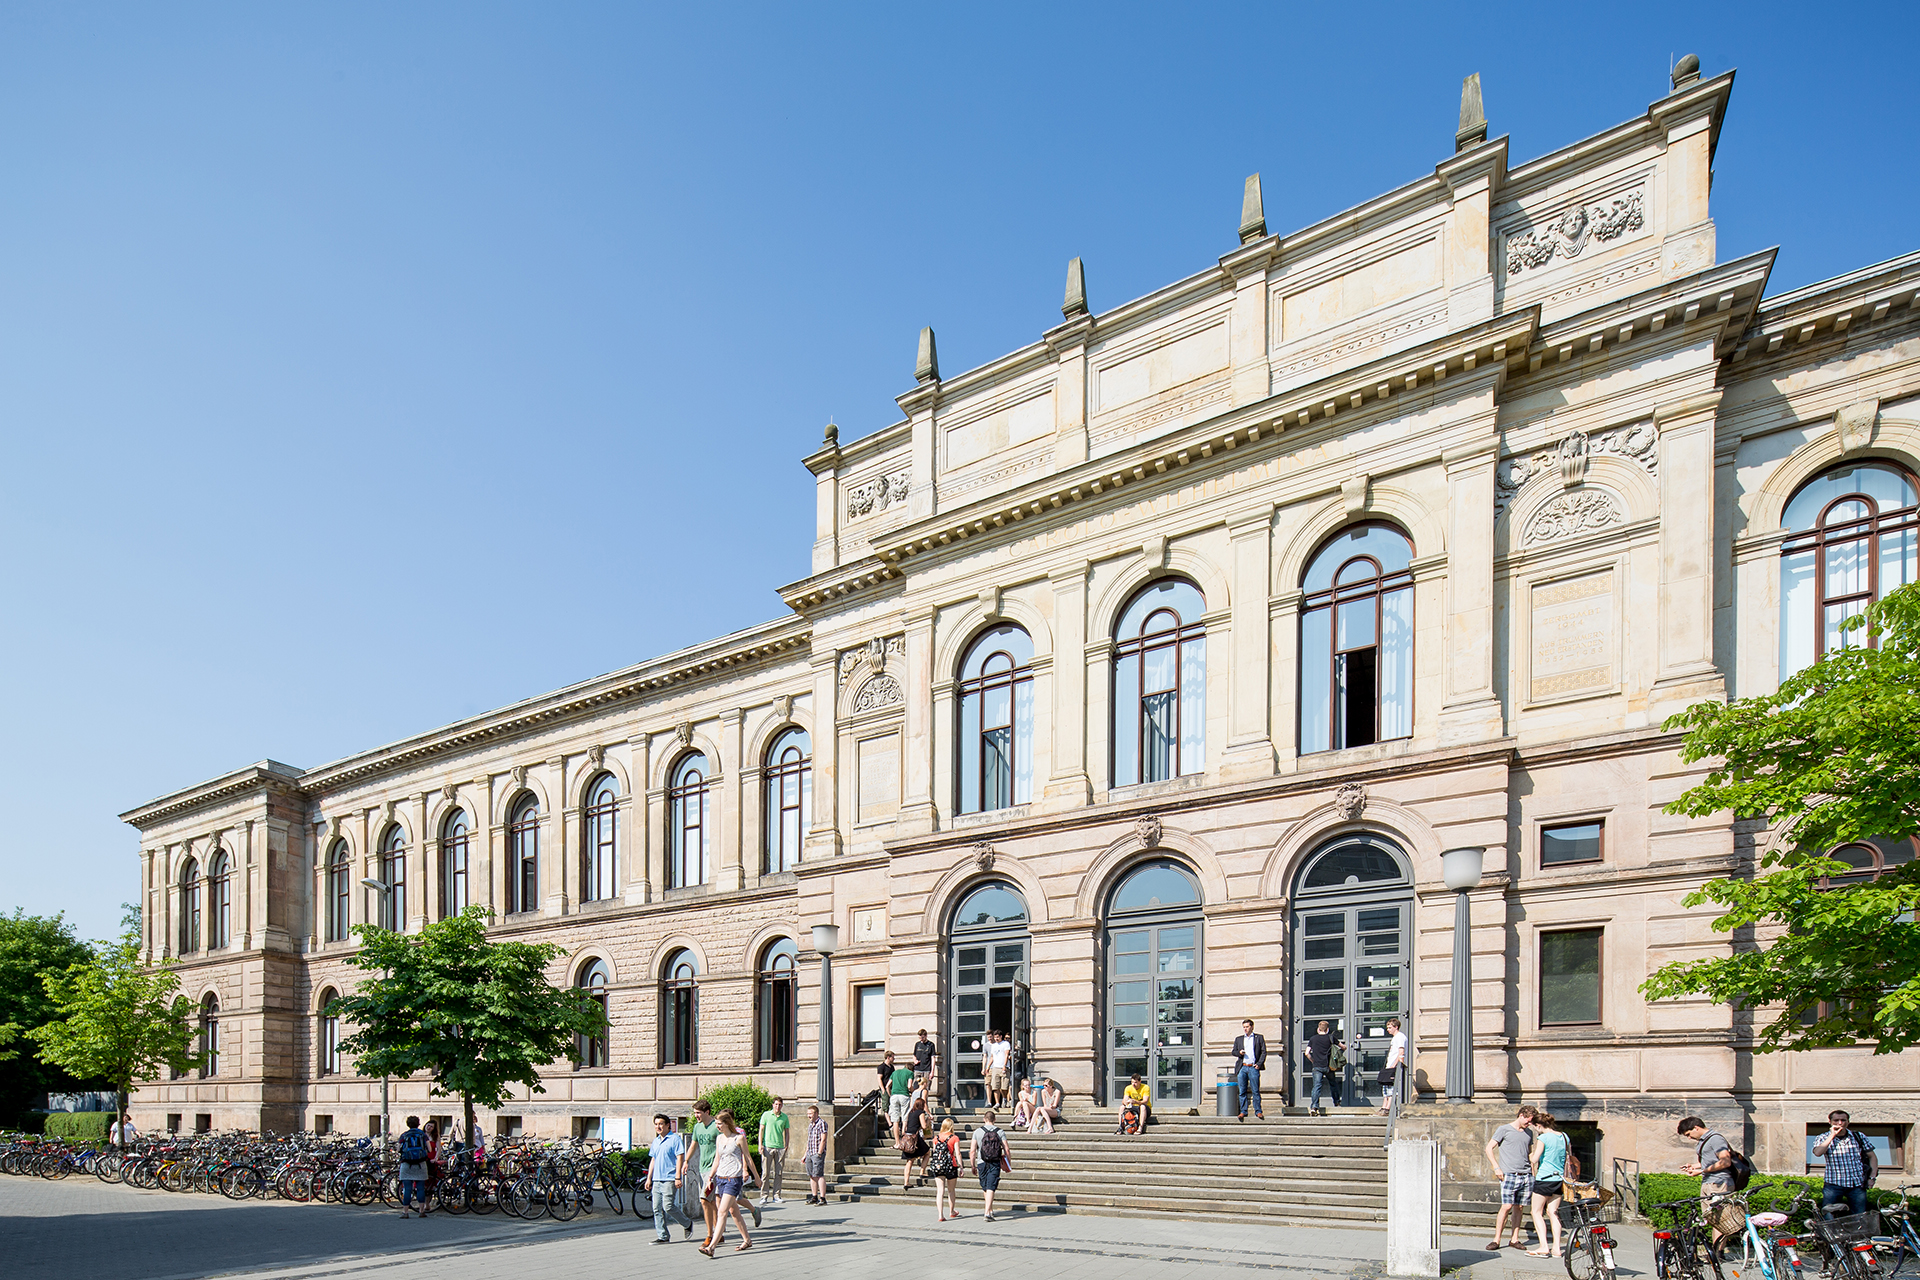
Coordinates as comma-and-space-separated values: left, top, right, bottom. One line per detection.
1231, 1019, 1267, 1121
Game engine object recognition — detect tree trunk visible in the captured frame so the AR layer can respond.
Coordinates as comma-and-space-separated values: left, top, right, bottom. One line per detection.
115, 1085, 128, 1149
463, 1094, 477, 1151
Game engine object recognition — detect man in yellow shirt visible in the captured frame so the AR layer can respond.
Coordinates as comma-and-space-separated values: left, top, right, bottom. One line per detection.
1121, 1073, 1151, 1135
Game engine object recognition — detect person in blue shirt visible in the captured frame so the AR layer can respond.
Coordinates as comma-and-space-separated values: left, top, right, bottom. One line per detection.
643, 1113, 693, 1243
1527, 1113, 1577, 1258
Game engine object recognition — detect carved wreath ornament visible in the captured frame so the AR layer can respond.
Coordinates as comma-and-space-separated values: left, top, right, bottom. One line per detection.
1522, 490, 1625, 547
1506, 191, 1645, 275
847, 469, 911, 520
852, 675, 904, 713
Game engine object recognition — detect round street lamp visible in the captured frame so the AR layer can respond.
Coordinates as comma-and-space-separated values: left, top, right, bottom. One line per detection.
1440, 847, 1485, 1103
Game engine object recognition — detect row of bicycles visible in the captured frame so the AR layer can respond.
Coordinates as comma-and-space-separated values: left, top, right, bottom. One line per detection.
1644, 1180, 1920, 1280
0, 1132, 645, 1223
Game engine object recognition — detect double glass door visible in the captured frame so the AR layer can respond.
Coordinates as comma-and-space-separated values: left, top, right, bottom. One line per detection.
1107, 920, 1201, 1105
1292, 898, 1409, 1107
950, 934, 1028, 1107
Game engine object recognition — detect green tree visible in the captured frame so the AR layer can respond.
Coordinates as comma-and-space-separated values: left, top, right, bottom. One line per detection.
27, 926, 199, 1141
0, 911, 95, 1128
329, 906, 606, 1142
1641, 582, 1920, 1053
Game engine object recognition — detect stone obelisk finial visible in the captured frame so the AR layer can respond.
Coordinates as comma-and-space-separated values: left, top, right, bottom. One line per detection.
1239, 173, 1267, 244
1455, 72, 1488, 152
914, 326, 939, 384
1062, 258, 1088, 319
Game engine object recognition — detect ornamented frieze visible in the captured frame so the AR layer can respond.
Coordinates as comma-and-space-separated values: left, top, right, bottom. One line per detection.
839, 635, 906, 687
847, 469, 910, 520
1505, 190, 1646, 276
1495, 422, 1657, 519
852, 674, 904, 713
1521, 489, 1625, 547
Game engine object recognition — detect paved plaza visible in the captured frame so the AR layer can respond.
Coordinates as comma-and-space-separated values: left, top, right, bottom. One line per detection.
1, 1173, 1653, 1280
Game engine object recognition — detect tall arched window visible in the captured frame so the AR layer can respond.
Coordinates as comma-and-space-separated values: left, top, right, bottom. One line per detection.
581, 775, 619, 903
763, 729, 811, 874
179, 859, 201, 954
378, 826, 407, 931
661, 950, 699, 1065
958, 625, 1035, 813
1300, 523, 1414, 754
757, 938, 798, 1063
1113, 579, 1207, 786
576, 959, 610, 1069
207, 851, 233, 949
200, 994, 220, 1078
326, 842, 351, 943
440, 809, 470, 919
1817, 836, 1919, 888
669, 754, 710, 888
317, 988, 341, 1076
1780, 462, 1918, 678
508, 795, 541, 913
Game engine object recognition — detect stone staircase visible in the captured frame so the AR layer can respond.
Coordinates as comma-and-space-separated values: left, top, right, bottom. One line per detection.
830, 1107, 1498, 1228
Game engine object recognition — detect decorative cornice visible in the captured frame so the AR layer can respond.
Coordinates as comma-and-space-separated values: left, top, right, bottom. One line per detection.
1729, 247, 1920, 366
118, 762, 306, 829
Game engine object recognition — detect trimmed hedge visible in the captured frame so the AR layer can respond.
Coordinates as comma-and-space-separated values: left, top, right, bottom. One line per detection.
1639, 1173, 1903, 1226
43, 1112, 112, 1143
699, 1080, 776, 1153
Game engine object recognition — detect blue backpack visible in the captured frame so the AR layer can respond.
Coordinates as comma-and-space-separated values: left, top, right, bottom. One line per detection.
398, 1127, 430, 1163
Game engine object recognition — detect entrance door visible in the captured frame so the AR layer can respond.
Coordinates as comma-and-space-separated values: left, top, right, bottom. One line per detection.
945, 880, 1032, 1109
1107, 920, 1201, 1106
1288, 834, 1413, 1109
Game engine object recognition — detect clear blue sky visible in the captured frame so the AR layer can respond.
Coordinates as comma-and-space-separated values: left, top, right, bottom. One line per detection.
3, 3, 1914, 941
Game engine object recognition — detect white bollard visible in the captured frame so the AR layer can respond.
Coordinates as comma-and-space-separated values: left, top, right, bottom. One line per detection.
1386, 1138, 1442, 1278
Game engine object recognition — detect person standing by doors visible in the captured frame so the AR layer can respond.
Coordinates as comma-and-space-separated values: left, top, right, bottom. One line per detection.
1231, 1019, 1267, 1121
984, 1030, 1013, 1108
969, 1111, 1012, 1222
1304, 1020, 1336, 1116
1376, 1017, 1408, 1115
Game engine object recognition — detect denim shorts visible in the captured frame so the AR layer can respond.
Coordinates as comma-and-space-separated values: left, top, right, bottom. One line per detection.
977, 1162, 1001, 1191
712, 1176, 744, 1198
803, 1153, 825, 1177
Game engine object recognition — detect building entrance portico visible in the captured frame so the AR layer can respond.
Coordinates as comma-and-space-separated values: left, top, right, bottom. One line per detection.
946, 880, 1030, 1108
1290, 835, 1412, 1109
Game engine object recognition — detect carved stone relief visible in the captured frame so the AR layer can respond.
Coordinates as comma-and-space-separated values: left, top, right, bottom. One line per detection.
1334, 782, 1367, 821
1521, 489, 1625, 547
1495, 421, 1657, 519
674, 722, 695, 748
1505, 190, 1646, 275
973, 841, 996, 872
1134, 814, 1162, 849
847, 469, 911, 520
510, 765, 528, 788
851, 674, 905, 714
839, 635, 906, 688
586, 744, 605, 768
773, 694, 793, 722
441, 783, 458, 803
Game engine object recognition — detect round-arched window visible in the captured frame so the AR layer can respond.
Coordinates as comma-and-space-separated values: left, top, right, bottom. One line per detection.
1109, 859, 1202, 914
1780, 462, 1918, 677
441, 809, 470, 919
1113, 578, 1207, 785
508, 795, 541, 913
951, 882, 1028, 930
662, 949, 699, 1066
327, 841, 352, 942
582, 774, 619, 904
576, 958, 610, 1069
1297, 835, 1411, 892
669, 754, 710, 888
758, 938, 798, 1063
1301, 523, 1415, 754
958, 625, 1035, 814
764, 728, 811, 875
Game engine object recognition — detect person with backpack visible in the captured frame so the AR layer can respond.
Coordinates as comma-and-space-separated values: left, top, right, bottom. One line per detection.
887, 1054, 916, 1139
1304, 1020, 1337, 1116
968, 1111, 1012, 1222
1813, 1110, 1878, 1216
1680, 1115, 1753, 1245
395, 1116, 431, 1218
928, 1117, 962, 1221
1526, 1112, 1577, 1257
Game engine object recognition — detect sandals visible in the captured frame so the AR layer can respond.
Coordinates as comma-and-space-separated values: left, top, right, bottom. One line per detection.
734, 1243, 753, 1253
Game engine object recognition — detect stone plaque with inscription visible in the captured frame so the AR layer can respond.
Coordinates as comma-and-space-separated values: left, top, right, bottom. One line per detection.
1530, 570, 1615, 701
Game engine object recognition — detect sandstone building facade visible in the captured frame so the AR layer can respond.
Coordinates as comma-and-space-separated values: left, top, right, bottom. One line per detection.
123, 61, 1918, 1180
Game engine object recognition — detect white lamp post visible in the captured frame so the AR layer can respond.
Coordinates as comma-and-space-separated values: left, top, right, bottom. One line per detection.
812, 924, 841, 1106
1439, 848, 1485, 1103
359, 876, 394, 1147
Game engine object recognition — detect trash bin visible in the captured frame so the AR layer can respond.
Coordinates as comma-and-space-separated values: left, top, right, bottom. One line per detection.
1215, 1077, 1239, 1117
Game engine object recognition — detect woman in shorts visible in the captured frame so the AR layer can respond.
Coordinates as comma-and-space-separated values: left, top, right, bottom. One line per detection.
1528, 1113, 1574, 1258
702, 1110, 759, 1256
928, 1117, 962, 1221
803, 1104, 830, 1205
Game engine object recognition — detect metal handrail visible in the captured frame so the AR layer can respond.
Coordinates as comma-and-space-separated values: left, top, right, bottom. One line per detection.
1613, 1156, 1640, 1218
834, 1090, 884, 1141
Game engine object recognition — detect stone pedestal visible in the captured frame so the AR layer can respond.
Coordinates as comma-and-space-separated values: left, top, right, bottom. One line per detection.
1387, 1138, 1442, 1278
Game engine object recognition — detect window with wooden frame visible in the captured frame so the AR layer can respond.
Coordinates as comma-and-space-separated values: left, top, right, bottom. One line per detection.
855, 983, 887, 1052
1817, 836, 1919, 887
440, 809, 470, 918
958, 624, 1035, 813
581, 774, 618, 903
1300, 523, 1414, 754
661, 950, 698, 1065
326, 841, 352, 942
575, 958, 610, 1069
207, 850, 233, 948
763, 728, 810, 874
1541, 820, 1605, 867
1805, 1123, 1907, 1174
757, 937, 798, 1063
507, 795, 540, 913
317, 989, 341, 1076
668, 753, 710, 888
377, 825, 407, 930
1539, 928, 1603, 1027
1779, 462, 1918, 679
1112, 578, 1206, 786
179, 859, 201, 954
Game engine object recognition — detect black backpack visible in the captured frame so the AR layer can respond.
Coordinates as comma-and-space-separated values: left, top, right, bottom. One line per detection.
978, 1127, 1003, 1165
398, 1127, 430, 1163
1703, 1134, 1754, 1191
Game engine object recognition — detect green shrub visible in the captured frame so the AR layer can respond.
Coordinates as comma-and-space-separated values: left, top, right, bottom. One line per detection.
699, 1080, 775, 1152
600, 1148, 650, 1184
1639, 1173, 1903, 1226
43, 1112, 111, 1143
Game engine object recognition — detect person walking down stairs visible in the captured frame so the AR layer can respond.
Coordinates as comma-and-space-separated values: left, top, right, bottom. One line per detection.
969, 1111, 1013, 1222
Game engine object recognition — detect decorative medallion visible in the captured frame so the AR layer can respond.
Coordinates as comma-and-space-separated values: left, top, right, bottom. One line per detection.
1334, 782, 1367, 821
1522, 489, 1625, 547
847, 468, 911, 520
1505, 190, 1646, 275
1134, 814, 1162, 849
510, 765, 528, 788
1495, 420, 1657, 519
852, 674, 905, 714
972, 841, 996, 872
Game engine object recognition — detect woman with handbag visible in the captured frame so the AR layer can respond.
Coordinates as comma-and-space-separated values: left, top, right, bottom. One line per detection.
897, 1099, 929, 1189
927, 1117, 962, 1221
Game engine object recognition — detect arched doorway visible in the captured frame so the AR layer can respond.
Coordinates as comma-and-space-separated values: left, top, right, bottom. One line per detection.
946, 881, 1029, 1109
1103, 859, 1203, 1107
1289, 833, 1412, 1109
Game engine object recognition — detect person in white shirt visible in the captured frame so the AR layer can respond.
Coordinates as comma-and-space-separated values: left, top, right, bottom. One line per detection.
982, 1030, 1014, 1106
112, 1117, 139, 1146
1377, 1017, 1408, 1115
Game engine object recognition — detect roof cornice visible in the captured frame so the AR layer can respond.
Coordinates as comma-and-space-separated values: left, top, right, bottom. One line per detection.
1728, 248, 1920, 366
119, 761, 308, 829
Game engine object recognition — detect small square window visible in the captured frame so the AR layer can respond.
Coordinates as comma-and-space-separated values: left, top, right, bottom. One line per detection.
194, 1113, 212, 1134
370, 1115, 385, 1138
496, 1115, 523, 1138
1539, 928, 1603, 1026
855, 984, 887, 1052
573, 1116, 601, 1142
165, 1113, 181, 1134
314, 1114, 333, 1136
1542, 821, 1603, 866
1806, 1123, 1906, 1174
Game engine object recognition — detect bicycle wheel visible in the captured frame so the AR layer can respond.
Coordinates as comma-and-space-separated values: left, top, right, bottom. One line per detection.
597, 1172, 624, 1216
1565, 1227, 1605, 1280
220, 1165, 264, 1199
505, 1176, 547, 1221
546, 1181, 581, 1222
433, 1178, 470, 1215
1712, 1234, 1754, 1280
1772, 1244, 1805, 1280
467, 1174, 500, 1216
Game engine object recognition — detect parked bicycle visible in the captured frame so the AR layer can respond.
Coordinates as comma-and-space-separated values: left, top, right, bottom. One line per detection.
1561, 1195, 1620, 1280
1707, 1188, 1806, 1280
1650, 1196, 1727, 1280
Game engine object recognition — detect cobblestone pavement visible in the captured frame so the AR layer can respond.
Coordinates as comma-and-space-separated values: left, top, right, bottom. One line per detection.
1, 1175, 1651, 1280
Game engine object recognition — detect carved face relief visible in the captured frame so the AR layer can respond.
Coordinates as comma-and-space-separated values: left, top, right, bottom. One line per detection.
973, 841, 995, 872
1334, 783, 1367, 821
1134, 814, 1162, 849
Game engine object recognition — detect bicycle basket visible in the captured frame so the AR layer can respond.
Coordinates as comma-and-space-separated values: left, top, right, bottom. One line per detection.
1813, 1211, 1882, 1247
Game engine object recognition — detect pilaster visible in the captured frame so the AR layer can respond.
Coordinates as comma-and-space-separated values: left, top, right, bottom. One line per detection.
545, 756, 567, 916
1650, 392, 1728, 719
624, 736, 651, 904
1438, 434, 1506, 744
1219, 238, 1278, 408
805, 650, 842, 860
1436, 138, 1507, 329
897, 610, 938, 835
719, 709, 746, 892
410, 792, 430, 931
1220, 508, 1277, 780
1042, 564, 1093, 806
1044, 314, 1094, 468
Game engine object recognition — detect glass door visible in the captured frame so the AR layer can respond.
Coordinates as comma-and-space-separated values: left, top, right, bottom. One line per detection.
949, 935, 1027, 1108
1292, 902, 1408, 1107
1107, 921, 1201, 1106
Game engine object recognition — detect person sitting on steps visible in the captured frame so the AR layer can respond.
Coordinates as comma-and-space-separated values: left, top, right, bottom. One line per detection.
1121, 1073, 1151, 1135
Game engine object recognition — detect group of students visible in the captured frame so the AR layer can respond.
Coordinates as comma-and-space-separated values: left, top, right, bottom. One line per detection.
900, 1109, 1019, 1222
1483, 1105, 1582, 1257
641, 1097, 838, 1255
393, 1116, 462, 1217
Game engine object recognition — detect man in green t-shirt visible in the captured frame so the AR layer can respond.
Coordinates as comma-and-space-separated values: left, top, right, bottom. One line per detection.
758, 1098, 791, 1203
680, 1098, 761, 1235
888, 1059, 915, 1138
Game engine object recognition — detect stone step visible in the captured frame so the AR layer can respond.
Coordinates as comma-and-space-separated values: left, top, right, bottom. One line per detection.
831, 1175, 1389, 1212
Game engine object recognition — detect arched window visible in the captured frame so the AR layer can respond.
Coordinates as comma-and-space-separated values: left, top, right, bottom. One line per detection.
1780, 462, 1918, 678
1113, 579, 1207, 786
507, 795, 541, 913
1818, 836, 1918, 887
576, 959, 610, 1069
1300, 523, 1414, 754
958, 625, 1035, 813
1109, 859, 1203, 913
661, 949, 699, 1065
326, 841, 352, 943
440, 809, 470, 919
317, 988, 341, 1076
378, 826, 407, 931
179, 859, 201, 954
757, 938, 798, 1063
200, 994, 220, 1078
207, 851, 233, 949
581, 775, 619, 904
669, 754, 710, 888
763, 729, 811, 874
